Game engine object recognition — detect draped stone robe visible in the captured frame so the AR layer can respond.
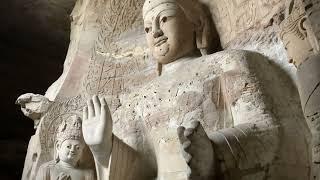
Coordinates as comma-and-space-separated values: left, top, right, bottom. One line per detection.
35, 161, 95, 180
98, 50, 309, 180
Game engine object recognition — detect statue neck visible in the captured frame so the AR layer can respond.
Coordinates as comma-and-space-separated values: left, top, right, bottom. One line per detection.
161, 55, 198, 75
57, 160, 77, 169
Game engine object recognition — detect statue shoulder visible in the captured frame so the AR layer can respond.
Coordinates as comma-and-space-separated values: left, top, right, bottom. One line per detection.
202, 50, 267, 72
208, 49, 264, 62
36, 161, 56, 180
38, 161, 56, 171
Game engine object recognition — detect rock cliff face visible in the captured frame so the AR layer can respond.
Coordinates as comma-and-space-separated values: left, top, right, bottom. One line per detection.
45, 0, 297, 102
15, 0, 314, 179
0, 0, 75, 179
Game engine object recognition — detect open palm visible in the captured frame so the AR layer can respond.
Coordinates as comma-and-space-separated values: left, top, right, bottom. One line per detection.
82, 95, 113, 164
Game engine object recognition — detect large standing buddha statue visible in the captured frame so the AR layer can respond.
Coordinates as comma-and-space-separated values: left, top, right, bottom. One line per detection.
80, 0, 309, 179
17, 0, 311, 179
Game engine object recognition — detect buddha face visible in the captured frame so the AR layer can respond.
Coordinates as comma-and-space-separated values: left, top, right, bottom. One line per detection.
281, 23, 313, 67
143, 2, 196, 64
56, 139, 85, 166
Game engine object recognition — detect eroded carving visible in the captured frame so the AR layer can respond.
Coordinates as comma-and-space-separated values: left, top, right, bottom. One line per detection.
36, 115, 95, 180
280, 0, 315, 67
19, 0, 312, 179
280, 0, 320, 167
16, 93, 52, 129
202, 0, 283, 47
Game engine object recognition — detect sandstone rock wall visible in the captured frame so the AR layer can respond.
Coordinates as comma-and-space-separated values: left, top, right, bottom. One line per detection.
22, 0, 312, 179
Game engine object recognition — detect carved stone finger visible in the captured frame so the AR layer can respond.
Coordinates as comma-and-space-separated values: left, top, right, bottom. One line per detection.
100, 97, 112, 128
100, 97, 107, 105
93, 95, 101, 116
101, 97, 108, 110
184, 128, 195, 138
182, 148, 192, 163
190, 121, 200, 129
87, 99, 95, 118
193, 122, 207, 138
101, 105, 107, 119
177, 126, 187, 144
182, 140, 191, 150
83, 106, 88, 121
182, 140, 192, 153
100, 98, 110, 117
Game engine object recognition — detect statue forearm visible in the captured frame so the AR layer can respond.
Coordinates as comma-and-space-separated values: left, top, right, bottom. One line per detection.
94, 135, 145, 180
108, 135, 140, 180
212, 69, 280, 178
209, 121, 279, 179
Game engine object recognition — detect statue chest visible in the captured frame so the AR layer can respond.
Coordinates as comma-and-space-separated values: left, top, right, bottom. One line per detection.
47, 165, 88, 180
136, 74, 216, 130
130, 70, 234, 179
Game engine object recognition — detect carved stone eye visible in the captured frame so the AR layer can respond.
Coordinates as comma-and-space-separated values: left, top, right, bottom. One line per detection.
145, 27, 150, 33
161, 16, 167, 23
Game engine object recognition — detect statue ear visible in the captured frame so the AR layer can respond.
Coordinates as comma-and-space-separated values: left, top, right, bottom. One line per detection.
298, 16, 308, 38
54, 141, 61, 163
299, 16, 320, 53
196, 15, 210, 56
55, 141, 61, 150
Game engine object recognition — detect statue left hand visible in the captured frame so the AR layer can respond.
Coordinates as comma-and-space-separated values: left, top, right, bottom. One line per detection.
177, 121, 216, 179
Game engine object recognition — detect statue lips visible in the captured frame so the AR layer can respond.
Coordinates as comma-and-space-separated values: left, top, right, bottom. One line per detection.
68, 151, 77, 158
154, 36, 168, 47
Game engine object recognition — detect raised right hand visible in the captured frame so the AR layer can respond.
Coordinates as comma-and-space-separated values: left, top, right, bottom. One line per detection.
82, 95, 113, 166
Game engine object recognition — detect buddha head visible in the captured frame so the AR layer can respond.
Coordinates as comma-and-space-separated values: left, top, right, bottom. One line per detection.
143, 0, 217, 65
55, 115, 85, 167
279, 0, 318, 67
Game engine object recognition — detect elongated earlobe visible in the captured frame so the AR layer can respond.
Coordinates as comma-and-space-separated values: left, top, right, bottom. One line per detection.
54, 141, 60, 163
299, 16, 320, 53
196, 16, 209, 56
298, 17, 308, 38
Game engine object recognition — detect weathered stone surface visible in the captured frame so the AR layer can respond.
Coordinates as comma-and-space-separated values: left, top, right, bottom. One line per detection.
17, 0, 315, 179
279, 1, 320, 179
16, 93, 52, 129
35, 116, 94, 180
201, 0, 285, 48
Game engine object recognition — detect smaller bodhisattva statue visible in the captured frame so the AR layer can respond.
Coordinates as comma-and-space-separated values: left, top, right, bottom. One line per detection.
36, 115, 95, 180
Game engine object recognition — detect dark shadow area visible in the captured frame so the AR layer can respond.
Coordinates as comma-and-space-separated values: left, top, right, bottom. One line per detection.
0, 0, 75, 179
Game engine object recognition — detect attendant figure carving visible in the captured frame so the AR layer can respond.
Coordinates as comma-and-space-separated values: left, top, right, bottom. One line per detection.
36, 115, 95, 180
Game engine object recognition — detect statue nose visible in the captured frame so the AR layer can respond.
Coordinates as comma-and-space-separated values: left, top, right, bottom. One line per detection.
70, 146, 75, 152
153, 29, 163, 38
